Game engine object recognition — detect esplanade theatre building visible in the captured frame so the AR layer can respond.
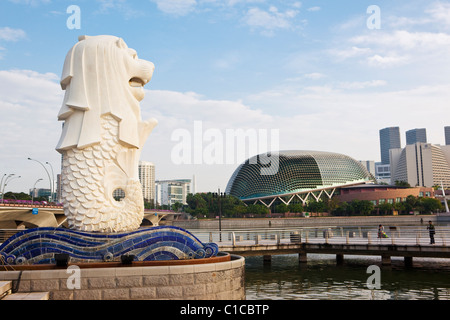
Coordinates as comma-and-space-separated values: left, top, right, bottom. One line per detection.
226, 150, 376, 208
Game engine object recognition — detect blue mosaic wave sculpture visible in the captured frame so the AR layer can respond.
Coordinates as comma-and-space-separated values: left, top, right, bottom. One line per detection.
0, 226, 219, 265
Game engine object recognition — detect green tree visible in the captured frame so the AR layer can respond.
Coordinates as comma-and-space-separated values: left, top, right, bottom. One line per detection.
275, 203, 288, 214
306, 199, 326, 213
420, 197, 443, 214
394, 180, 411, 187
378, 203, 393, 215
288, 203, 304, 213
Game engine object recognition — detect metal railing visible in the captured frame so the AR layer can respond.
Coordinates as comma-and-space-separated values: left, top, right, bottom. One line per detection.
0, 230, 22, 244
191, 226, 450, 247
1, 226, 449, 247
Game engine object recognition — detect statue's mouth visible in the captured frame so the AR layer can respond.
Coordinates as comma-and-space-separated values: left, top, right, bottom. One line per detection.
129, 77, 148, 101
129, 77, 146, 88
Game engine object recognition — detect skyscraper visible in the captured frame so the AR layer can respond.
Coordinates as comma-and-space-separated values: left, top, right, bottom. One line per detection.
138, 161, 155, 204
390, 143, 450, 188
445, 126, 450, 146
406, 128, 427, 145
379, 127, 401, 165
155, 179, 191, 206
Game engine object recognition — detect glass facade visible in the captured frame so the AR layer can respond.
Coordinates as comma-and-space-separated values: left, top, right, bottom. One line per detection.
379, 127, 401, 165
226, 150, 376, 200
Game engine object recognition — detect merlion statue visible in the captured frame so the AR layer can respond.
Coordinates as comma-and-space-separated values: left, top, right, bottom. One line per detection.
56, 35, 158, 233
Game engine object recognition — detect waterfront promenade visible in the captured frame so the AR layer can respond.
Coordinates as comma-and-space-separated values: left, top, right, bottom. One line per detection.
191, 224, 450, 266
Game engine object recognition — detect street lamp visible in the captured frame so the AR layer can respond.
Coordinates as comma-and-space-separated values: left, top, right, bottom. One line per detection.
0, 174, 15, 203
28, 158, 53, 202
213, 189, 226, 242
32, 178, 43, 204
1, 175, 21, 203
46, 162, 55, 203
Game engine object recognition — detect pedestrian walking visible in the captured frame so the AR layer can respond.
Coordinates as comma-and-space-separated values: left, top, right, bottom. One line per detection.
427, 221, 435, 244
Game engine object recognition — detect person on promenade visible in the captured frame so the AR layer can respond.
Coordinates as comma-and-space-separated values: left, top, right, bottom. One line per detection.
427, 221, 435, 244
378, 224, 388, 238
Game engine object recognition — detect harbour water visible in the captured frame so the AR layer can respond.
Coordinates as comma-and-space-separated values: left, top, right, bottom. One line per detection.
190, 220, 450, 300
245, 254, 450, 300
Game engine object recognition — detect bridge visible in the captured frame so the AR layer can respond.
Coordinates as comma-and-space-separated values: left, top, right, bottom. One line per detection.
192, 226, 450, 266
0, 205, 181, 230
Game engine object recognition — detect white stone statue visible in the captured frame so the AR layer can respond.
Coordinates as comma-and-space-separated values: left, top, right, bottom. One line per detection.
56, 35, 158, 232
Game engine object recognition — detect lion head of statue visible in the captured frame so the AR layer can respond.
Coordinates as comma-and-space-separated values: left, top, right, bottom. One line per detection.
56, 35, 155, 151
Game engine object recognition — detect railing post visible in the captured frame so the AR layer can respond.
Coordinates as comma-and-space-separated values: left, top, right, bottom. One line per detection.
305, 231, 309, 244
232, 232, 236, 246
391, 232, 395, 245
346, 231, 349, 244
209, 232, 213, 243
368, 231, 371, 245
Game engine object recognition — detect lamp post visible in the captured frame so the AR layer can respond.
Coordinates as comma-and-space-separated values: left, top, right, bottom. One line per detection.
213, 189, 226, 242
0, 174, 12, 202
46, 162, 55, 203
28, 158, 53, 202
32, 178, 43, 205
0, 174, 13, 203
1, 175, 21, 203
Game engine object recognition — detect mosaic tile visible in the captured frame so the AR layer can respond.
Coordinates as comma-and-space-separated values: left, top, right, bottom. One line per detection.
0, 226, 218, 265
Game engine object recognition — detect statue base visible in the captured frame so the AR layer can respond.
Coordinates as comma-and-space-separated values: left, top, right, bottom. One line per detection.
0, 226, 218, 265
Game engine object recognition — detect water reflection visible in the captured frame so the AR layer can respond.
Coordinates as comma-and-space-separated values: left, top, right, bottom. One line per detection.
245, 254, 450, 300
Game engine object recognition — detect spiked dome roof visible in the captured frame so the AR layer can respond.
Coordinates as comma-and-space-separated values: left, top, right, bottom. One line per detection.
226, 150, 376, 201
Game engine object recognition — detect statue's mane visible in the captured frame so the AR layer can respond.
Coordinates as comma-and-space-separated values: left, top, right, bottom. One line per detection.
56, 35, 142, 151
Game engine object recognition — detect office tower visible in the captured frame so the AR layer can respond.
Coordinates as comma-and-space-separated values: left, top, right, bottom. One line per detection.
406, 128, 427, 145
390, 143, 450, 188
139, 161, 155, 204
379, 127, 401, 165
445, 126, 450, 146
359, 160, 376, 177
155, 179, 191, 206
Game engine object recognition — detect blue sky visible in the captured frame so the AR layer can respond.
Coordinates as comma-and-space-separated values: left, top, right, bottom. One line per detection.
1, 0, 450, 194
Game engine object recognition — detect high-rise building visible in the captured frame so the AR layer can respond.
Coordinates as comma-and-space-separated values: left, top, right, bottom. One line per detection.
359, 160, 376, 177
445, 126, 450, 146
406, 128, 427, 145
379, 127, 401, 165
139, 161, 155, 204
390, 143, 450, 188
155, 179, 191, 206
113, 161, 155, 203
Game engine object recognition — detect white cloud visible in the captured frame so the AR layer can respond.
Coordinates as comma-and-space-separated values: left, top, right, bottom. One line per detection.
337, 80, 387, 90
304, 72, 325, 80
426, 2, 450, 27
366, 54, 410, 68
8, 0, 50, 5
150, 0, 197, 16
329, 46, 372, 60
0, 27, 26, 42
243, 6, 300, 36
0, 69, 63, 193
351, 30, 450, 51
307, 6, 320, 12
2, 67, 450, 193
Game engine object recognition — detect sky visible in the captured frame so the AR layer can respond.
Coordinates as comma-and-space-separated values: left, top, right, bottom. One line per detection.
1, 0, 450, 195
